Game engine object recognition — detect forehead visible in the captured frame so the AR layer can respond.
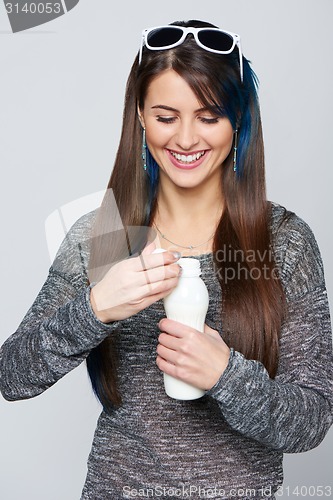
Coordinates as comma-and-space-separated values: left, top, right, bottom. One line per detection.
144, 69, 201, 108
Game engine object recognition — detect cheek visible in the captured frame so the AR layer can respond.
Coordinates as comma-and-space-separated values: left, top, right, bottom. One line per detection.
145, 125, 169, 148
217, 125, 234, 150
207, 132, 234, 153
200, 120, 234, 148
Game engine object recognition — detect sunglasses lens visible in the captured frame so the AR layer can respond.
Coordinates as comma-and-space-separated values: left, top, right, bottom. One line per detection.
198, 30, 234, 51
147, 27, 183, 48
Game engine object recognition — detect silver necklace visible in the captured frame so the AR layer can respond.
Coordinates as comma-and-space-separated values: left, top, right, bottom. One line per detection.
154, 224, 215, 250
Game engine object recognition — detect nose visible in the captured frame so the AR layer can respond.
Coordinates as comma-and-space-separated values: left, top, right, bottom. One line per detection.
175, 120, 199, 151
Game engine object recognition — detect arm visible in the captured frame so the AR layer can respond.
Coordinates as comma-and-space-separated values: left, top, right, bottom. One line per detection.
206, 216, 333, 452
0, 268, 118, 401
0, 211, 120, 401
0, 214, 181, 401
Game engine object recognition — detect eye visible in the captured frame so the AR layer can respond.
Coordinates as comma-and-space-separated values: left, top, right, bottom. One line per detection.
156, 116, 177, 124
199, 117, 220, 124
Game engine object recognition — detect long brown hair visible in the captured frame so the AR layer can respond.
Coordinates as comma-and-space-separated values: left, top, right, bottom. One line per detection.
86, 20, 286, 412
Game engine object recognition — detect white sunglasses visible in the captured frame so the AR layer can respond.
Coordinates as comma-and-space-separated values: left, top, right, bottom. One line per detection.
139, 25, 243, 82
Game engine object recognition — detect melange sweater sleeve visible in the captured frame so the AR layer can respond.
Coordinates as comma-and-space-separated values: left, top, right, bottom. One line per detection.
207, 212, 333, 453
0, 212, 118, 401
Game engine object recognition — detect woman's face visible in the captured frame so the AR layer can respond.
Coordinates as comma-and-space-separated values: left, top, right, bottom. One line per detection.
139, 69, 234, 191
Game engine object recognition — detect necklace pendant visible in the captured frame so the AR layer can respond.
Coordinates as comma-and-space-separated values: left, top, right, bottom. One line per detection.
189, 245, 194, 250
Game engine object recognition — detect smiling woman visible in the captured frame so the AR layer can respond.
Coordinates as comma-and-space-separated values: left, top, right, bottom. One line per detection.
0, 18, 332, 500
138, 69, 234, 191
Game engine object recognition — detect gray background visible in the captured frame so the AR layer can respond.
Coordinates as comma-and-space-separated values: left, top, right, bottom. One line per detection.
0, 0, 332, 498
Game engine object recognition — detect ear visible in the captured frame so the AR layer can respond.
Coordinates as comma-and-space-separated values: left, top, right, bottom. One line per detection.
137, 104, 145, 129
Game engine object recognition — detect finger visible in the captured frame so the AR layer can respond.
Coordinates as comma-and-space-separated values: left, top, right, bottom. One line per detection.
138, 263, 181, 287
156, 355, 175, 375
157, 332, 180, 350
137, 250, 181, 272
156, 343, 179, 364
133, 286, 178, 311
156, 355, 187, 382
158, 318, 197, 338
138, 275, 180, 299
138, 242, 158, 273
127, 275, 180, 306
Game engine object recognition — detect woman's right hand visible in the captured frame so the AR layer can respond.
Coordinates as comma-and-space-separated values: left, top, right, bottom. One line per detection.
90, 243, 181, 323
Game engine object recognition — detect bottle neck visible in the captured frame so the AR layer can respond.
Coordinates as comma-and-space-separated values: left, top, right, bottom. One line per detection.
178, 258, 201, 278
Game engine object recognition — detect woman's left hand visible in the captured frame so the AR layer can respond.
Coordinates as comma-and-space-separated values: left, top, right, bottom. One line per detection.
156, 319, 230, 391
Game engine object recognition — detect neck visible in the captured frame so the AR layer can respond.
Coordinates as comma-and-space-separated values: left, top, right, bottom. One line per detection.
152, 175, 224, 256
155, 177, 224, 226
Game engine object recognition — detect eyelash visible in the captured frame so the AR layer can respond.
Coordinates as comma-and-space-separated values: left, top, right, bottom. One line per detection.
156, 116, 219, 125
200, 117, 219, 124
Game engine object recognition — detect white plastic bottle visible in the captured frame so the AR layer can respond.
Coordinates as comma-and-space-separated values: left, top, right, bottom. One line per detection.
163, 257, 209, 400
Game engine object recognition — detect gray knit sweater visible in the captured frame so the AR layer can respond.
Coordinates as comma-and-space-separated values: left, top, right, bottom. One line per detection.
0, 202, 332, 499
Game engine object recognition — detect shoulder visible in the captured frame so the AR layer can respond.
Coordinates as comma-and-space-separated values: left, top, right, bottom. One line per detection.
51, 209, 98, 277
270, 201, 318, 250
270, 201, 319, 255
269, 202, 325, 298
65, 209, 98, 239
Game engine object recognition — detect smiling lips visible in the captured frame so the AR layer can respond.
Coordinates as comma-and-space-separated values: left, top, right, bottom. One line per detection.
166, 149, 208, 170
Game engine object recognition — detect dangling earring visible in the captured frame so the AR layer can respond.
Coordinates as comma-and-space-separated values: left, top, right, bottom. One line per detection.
233, 128, 238, 172
142, 128, 147, 171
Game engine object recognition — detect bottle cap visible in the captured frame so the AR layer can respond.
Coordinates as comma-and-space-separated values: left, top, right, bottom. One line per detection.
152, 248, 167, 254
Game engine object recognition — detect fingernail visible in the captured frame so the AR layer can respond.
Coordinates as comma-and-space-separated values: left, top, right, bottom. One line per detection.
171, 251, 181, 260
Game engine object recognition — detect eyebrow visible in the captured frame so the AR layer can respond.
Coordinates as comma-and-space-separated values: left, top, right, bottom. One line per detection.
151, 105, 211, 113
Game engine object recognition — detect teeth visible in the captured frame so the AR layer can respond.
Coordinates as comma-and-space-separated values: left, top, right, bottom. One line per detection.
170, 151, 205, 163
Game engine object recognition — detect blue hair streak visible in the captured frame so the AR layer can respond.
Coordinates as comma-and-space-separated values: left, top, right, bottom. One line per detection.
211, 56, 260, 178
143, 146, 159, 226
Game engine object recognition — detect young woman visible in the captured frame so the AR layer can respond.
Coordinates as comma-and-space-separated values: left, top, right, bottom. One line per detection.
1, 20, 332, 499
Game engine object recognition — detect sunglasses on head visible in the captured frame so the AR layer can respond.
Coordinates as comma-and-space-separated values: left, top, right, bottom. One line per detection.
139, 25, 243, 82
